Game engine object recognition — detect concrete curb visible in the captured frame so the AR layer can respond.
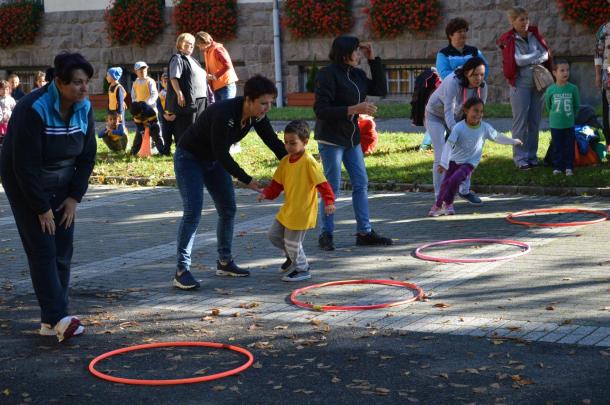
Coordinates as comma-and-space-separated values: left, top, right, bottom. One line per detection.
89, 176, 610, 197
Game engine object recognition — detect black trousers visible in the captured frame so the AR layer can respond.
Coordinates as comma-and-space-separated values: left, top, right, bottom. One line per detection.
173, 97, 206, 142
130, 121, 163, 156
3, 179, 74, 326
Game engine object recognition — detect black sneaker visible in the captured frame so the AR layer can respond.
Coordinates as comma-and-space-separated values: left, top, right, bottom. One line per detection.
216, 260, 250, 277
356, 230, 393, 246
318, 232, 335, 251
173, 270, 200, 290
281, 269, 312, 282
518, 164, 531, 171
280, 257, 292, 272
458, 192, 482, 205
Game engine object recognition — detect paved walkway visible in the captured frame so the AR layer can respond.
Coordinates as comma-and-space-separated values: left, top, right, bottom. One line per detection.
1, 185, 609, 404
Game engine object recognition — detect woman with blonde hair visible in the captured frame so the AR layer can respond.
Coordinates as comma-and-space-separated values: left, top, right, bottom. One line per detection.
497, 7, 552, 170
165, 32, 208, 141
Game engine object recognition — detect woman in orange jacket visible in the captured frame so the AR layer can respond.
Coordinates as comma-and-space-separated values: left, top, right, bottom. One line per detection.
195, 31, 238, 101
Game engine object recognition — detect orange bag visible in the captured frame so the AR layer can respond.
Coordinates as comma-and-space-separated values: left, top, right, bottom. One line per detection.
358, 115, 378, 155
574, 140, 600, 167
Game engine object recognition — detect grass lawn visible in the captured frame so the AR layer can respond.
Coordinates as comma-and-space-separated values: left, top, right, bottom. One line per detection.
93, 130, 610, 188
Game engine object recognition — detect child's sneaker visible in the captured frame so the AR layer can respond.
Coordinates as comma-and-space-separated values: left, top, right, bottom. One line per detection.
40, 322, 84, 337
54, 316, 84, 343
552, 169, 562, 176
444, 203, 455, 215
565, 169, 574, 176
280, 257, 292, 272
282, 269, 311, 282
428, 204, 443, 217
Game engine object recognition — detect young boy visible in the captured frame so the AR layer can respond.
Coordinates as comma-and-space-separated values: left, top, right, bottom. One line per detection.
129, 101, 164, 156
157, 72, 176, 155
106, 67, 127, 134
131, 61, 161, 155
98, 111, 128, 153
258, 120, 336, 281
544, 59, 581, 176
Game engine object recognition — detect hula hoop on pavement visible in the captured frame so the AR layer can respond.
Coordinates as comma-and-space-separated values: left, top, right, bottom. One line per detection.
290, 279, 424, 311
506, 208, 609, 227
88, 341, 254, 385
414, 238, 531, 263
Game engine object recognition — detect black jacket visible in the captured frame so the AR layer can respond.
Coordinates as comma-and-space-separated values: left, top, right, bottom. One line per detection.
177, 97, 286, 184
313, 58, 387, 148
165, 53, 203, 115
0, 82, 96, 214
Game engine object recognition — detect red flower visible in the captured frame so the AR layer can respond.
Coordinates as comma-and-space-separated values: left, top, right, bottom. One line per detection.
0, 1, 43, 48
556, 0, 610, 31
173, 0, 237, 40
365, 0, 441, 38
283, 0, 352, 39
105, 0, 165, 47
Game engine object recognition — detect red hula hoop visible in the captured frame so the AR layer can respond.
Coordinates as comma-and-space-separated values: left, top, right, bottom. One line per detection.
88, 341, 254, 385
290, 279, 424, 311
506, 208, 609, 227
414, 238, 531, 263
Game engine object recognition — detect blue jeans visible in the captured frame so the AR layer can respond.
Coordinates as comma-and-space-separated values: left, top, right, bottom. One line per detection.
317, 142, 371, 234
174, 147, 236, 271
214, 82, 237, 101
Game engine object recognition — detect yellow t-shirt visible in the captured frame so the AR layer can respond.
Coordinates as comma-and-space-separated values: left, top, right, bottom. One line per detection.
273, 151, 327, 230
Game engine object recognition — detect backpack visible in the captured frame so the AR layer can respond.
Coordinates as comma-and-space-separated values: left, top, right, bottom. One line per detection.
410, 67, 441, 127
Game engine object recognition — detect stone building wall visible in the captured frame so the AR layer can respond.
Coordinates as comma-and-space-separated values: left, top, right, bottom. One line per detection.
0, 0, 598, 104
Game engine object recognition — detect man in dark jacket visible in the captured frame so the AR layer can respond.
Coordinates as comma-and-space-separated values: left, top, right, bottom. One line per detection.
314, 35, 392, 251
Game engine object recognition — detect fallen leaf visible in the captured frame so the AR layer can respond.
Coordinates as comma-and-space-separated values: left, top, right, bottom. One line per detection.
2, 388, 10, 396
375, 387, 391, 396
546, 305, 555, 311
448, 383, 469, 388
473, 386, 487, 394
439, 373, 449, 379
211, 385, 226, 391
252, 362, 263, 369
331, 376, 341, 383
210, 309, 220, 316
489, 383, 500, 389
433, 303, 450, 308
193, 368, 210, 375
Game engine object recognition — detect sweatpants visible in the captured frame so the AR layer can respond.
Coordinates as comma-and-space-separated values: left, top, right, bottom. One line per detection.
510, 86, 543, 167
436, 161, 475, 207
268, 219, 309, 272
3, 180, 74, 326
131, 121, 164, 156
424, 112, 471, 198
550, 127, 575, 171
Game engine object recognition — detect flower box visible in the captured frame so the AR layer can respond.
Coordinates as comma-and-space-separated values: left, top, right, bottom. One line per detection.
287, 92, 315, 107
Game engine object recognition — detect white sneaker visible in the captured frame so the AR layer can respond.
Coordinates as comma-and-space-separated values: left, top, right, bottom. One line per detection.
565, 169, 574, 176
40, 322, 84, 337
552, 170, 562, 176
53, 316, 85, 342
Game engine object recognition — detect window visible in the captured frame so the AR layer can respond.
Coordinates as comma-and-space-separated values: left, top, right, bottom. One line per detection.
385, 64, 430, 96
298, 64, 325, 92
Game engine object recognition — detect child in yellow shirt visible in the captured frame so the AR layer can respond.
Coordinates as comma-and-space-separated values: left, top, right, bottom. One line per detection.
258, 120, 335, 281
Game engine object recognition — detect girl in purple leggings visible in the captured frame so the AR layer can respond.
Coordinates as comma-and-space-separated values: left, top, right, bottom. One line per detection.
429, 97, 522, 217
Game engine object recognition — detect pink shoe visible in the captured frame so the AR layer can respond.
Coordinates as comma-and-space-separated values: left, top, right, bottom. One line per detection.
428, 204, 443, 217
444, 203, 455, 215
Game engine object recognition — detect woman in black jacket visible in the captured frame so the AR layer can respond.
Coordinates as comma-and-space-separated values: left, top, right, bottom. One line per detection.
314, 35, 392, 251
0, 53, 96, 342
172, 75, 286, 290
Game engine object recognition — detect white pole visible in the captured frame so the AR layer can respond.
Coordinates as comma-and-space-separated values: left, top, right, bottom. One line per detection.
272, 0, 284, 107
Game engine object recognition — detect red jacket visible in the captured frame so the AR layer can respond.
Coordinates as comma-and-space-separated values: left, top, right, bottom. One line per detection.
497, 26, 552, 87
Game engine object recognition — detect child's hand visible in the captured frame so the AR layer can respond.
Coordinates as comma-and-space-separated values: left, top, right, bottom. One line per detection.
514, 139, 523, 146
324, 204, 336, 215
164, 112, 176, 122
256, 193, 265, 202
437, 166, 446, 174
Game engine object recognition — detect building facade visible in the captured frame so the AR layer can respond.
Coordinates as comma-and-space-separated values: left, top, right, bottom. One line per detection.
0, 0, 599, 105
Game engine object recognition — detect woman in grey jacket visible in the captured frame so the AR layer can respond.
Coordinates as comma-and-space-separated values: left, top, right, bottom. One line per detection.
425, 57, 487, 203
314, 35, 391, 251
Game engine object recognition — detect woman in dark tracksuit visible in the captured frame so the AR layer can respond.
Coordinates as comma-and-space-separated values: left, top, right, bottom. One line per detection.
0, 53, 96, 342
172, 75, 286, 290
314, 35, 392, 251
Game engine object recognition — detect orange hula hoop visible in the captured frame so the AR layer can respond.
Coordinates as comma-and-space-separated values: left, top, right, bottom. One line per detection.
88, 341, 254, 385
506, 208, 608, 227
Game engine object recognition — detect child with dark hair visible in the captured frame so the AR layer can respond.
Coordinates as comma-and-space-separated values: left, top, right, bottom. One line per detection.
258, 120, 335, 281
129, 101, 164, 156
545, 59, 580, 176
98, 111, 128, 152
0, 80, 16, 146
429, 98, 522, 216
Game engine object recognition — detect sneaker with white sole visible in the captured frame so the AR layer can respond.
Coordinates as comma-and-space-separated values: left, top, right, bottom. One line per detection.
173, 270, 201, 290
216, 260, 250, 277
552, 169, 562, 175
428, 204, 443, 217
54, 316, 84, 343
458, 192, 482, 205
565, 169, 574, 176
40, 322, 84, 337
444, 203, 455, 215
281, 269, 312, 282
280, 257, 292, 272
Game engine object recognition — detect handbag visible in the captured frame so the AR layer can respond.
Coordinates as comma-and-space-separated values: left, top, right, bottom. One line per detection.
532, 64, 554, 92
